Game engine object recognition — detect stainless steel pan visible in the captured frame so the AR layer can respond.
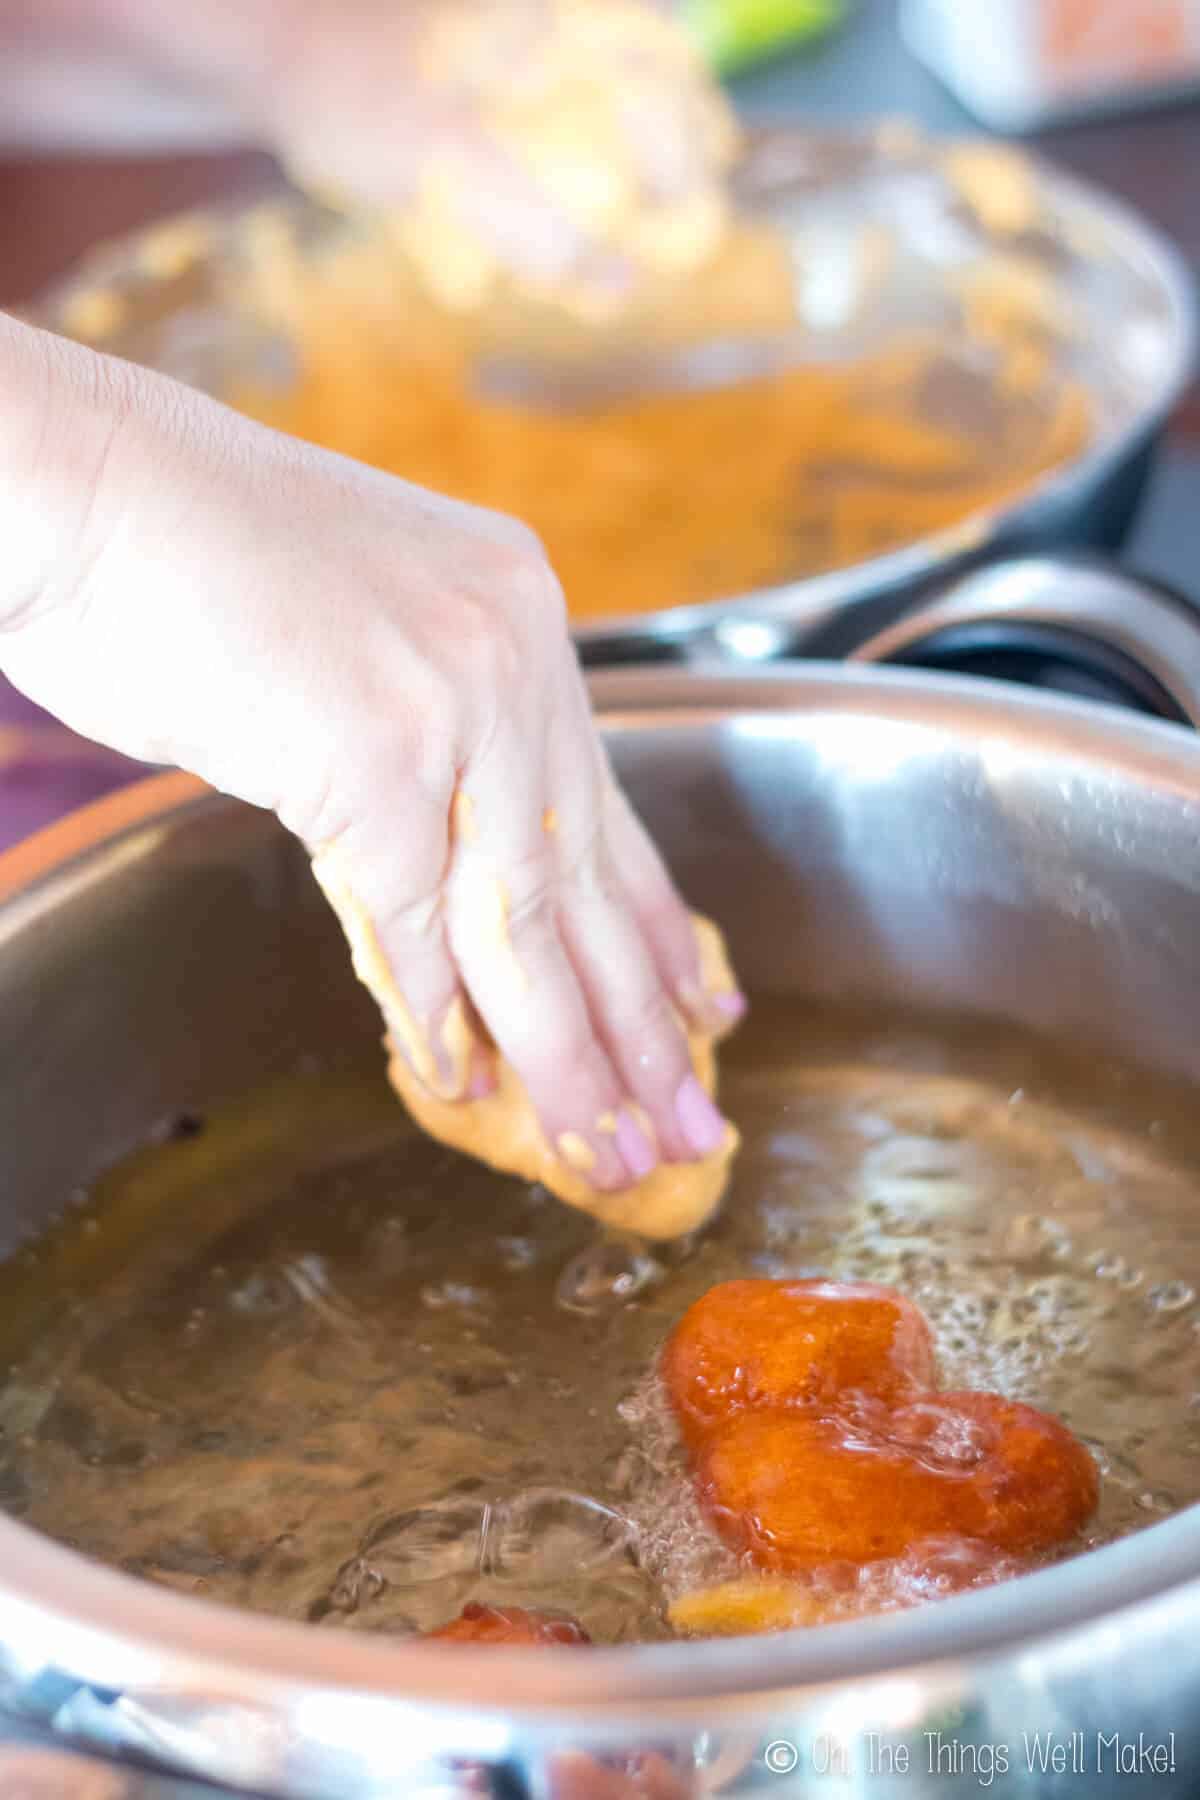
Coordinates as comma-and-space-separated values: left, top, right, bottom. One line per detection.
4, 561, 1200, 1797
33, 127, 1196, 667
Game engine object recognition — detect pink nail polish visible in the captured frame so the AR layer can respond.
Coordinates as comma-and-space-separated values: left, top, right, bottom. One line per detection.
615, 1108, 658, 1182
675, 1074, 728, 1156
467, 1049, 497, 1100
679, 980, 748, 1030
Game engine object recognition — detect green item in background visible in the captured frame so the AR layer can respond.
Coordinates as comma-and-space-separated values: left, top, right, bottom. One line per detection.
682, 0, 847, 74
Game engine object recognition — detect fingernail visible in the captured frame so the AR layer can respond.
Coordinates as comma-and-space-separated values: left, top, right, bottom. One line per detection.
615, 1107, 658, 1182
467, 1046, 497, 1100
674, 1074, 729, 1157
679, 981, 748, 1032
557, 1131, 600, 1175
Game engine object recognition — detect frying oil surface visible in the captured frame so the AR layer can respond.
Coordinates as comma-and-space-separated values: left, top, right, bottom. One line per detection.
2, 1000, 1200, 1641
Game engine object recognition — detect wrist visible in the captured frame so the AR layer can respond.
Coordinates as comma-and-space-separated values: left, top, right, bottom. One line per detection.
0, 313, 131, 639
0, 313, 245, 777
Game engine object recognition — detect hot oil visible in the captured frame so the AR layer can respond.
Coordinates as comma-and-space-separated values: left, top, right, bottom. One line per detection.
2, 998, 1200, 1642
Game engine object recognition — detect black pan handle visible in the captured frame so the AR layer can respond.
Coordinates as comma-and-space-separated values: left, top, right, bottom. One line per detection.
848, 553, 1200, 729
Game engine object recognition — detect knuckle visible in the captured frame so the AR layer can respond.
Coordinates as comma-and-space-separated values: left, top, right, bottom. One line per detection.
283, 715, 384, 846
290, 705, 455, 856
560, 823, 614, 899
281, 761, 351, 848
529, 1011, 606, 1090
453, 591, 525, 697
503, 858, 561, 942
627, 982, 687, 1062
638, 879, 697, 962
359, 656, 458, 791
497, 531, 568, 639
408, 672, 460, 774
372, 885, 445, 954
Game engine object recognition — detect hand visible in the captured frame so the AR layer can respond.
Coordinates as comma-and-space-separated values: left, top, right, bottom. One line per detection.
0, 316, 742, 1190
7, 1, 736, 308
260, 0, 738, 309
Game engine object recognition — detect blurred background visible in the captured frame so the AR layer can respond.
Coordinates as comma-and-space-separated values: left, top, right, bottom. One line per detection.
0, 0, 1197, 845
3, 1, 1195, 585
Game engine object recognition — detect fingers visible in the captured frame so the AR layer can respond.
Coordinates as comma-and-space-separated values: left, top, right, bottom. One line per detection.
446, 660, 737, 1189
309, 628, 738, 1195
547, 673, 729, 1165
309, 749, 491, 1104
600, 759, 746, 1034
362, 884, 494, 1102
446, 705, 655, 1193
556, 847, 724, 1166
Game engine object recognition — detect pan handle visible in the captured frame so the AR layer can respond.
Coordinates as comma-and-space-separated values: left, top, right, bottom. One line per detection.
848, 553, 1200, 730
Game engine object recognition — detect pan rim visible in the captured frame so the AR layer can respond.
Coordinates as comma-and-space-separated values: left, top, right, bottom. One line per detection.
2, 664, 1200, 1717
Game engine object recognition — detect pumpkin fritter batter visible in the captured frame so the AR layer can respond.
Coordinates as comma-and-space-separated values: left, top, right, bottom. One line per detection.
314, 847, 741, 1238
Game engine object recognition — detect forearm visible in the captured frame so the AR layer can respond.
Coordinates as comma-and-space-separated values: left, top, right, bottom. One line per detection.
0, 315, 737, 1184
0, 312, 118, 642
0, 310, 307, 791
